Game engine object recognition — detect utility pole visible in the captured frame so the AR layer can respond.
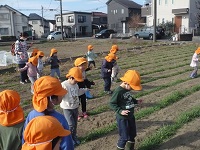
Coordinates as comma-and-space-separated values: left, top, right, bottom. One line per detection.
153, 0, 157, 42
41, 6, 45, 35
55, 0, 64, 40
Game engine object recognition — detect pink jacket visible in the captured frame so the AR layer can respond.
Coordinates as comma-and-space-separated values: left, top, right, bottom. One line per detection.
20, 62, 39, 77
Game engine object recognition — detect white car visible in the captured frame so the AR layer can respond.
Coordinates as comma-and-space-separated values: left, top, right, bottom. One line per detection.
47, 31, 62, 40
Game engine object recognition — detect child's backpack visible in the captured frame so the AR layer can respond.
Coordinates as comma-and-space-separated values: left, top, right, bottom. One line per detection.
11, 42, 16, 56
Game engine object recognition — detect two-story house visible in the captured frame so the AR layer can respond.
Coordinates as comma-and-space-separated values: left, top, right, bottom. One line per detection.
0, 5, 30, 38
92, 12, 107, 34
55, 11, 92, 37
106, 0, 142, 33
29, 13, 50, 38
141, 0, 200, 34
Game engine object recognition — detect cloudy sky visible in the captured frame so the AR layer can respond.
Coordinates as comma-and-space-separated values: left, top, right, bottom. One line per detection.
0, 0, 144, 19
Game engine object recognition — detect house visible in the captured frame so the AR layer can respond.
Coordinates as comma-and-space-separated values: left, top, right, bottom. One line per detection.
141, 0, 200, 34
55, 11, 92, 37
106, 0, 142, 34
48, 20, 56, 32
91, 12, 107, 34
0, 5, 31, 38
28, 13, 50, 38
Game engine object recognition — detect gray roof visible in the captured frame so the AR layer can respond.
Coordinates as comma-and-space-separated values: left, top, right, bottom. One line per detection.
29, 13, 47, 21
106, 0, 141, 9
0, 5, 28, 17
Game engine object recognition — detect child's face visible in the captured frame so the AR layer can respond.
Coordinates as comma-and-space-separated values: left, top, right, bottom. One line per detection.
39, 56, 43, 59
68, 77, 78, 85
78, 62, 87, 71
124, 83, 132, 90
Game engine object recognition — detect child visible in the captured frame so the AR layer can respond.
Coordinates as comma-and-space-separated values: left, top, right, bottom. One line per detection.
49, 48, 61, 80
30, 48, 39, 57
60, 67, 88, 146
190, 47, 200, 78
22, 116, 71, 150
22, 76, 74, 150
36, 51, 44, 78
86, 44, 97, 68
110, 44, 119, 54
0, 90, 24, 150
74, 57, 95, 120
101, 53, 117, 94
110, 70, 143, 150
18, 56, 39, 94
111, 60, 120, 82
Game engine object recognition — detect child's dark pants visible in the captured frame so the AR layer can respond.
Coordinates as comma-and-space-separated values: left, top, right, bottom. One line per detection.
18, 64, 28, 82
79, 93, 87, 113
116, 116, 136, 148
103, 77, 111, 91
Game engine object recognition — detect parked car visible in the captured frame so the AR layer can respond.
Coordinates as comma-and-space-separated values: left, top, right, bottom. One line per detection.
47, 31, 62, 40
95, 29, 116, 38
134, 26, 165, 40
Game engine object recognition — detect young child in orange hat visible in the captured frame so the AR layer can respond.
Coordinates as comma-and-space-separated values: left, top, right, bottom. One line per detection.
0, 90, 24, 150
22, 76, 74, 150
36, 51, 45, 78
110, 70, 143, 150
190, 47, 200, 78
18, 56, 40, 94
86, 44, 98, 69
49, 48, 61, 80
22, 116, 71, 150
60, 67, 88, 146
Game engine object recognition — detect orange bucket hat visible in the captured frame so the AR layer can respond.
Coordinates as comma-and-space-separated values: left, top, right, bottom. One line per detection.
110, 48, 117, 54
0, 90, 24, 126
195, 47, 200, 54
74, 57, 88, 67
105, 53, 117, 62
32, 76, 67, 112
66, 67, 83, 82
88, 45, 93, 51
50, 48, 58, 57
36, 51, 44, 57
31, 48, 39, 57
111, 44, 118, 50
120, 70, 142, 91
28, 56, 38, 66
22, 116, 71, 150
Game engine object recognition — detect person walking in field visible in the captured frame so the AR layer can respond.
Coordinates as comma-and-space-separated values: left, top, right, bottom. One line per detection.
60, 67, 88, 146
36, 51, 45, 78
190, 47, 200, 78
22, 76, 74, 150
110, 70, 143, 150
86, 44, 98, 69
0, 90, 25, 150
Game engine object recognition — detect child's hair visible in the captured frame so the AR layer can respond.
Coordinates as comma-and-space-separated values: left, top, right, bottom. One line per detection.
20, 32, 29, 38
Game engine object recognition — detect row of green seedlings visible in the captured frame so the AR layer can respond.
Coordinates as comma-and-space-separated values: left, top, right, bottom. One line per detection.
79, 83, 200, 144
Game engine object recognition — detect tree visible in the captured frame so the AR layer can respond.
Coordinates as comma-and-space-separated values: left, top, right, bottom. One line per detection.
128, 14, 145, 29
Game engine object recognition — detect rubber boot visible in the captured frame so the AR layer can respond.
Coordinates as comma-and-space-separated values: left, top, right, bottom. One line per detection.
126, 141, 135, 150
117, 146, 124, 150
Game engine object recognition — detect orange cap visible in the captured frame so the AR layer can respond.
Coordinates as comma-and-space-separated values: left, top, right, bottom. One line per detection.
120, 70, 142, 91
37, 51, 44, 57
28, 56, 38, 66
22, 116, 71, 150
195, 47, 200, 54
32, 76, 67, 112
66, 67, 83, 82
88, 45, 93, 51
50, 48, 58, 57
31, 48, 39, 57
74, 57, 88, 67
111, 45, 118, 50
0, 90, 24, 126
105, 53, 117, 62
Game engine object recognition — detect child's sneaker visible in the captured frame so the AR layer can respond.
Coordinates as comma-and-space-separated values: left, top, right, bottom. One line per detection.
82, 112, 88, 118
20, 81, 25, 84
78, 115, 82, 121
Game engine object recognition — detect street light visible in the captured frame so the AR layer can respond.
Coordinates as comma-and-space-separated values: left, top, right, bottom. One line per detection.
55, 0, 64, 40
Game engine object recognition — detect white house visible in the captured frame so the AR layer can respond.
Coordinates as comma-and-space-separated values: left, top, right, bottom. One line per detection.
141, 0, 200, 34
55, 11, 92, 37
0, 5, 31, 38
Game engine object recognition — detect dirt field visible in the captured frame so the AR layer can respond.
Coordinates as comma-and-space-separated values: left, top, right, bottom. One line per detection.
0, 38, 200, 150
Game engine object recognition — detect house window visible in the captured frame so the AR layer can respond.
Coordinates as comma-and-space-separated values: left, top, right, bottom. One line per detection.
78, 15, 86, 23
159, 0, 161, 5
32, 20, 38, 24
0, 13, 9, 20
121, 9, 124, 14
165, 0, 168, 4
114, 10, 115, 14
57, 17, 61, 22
0, 28, 9, 35
68, 16, 74, 23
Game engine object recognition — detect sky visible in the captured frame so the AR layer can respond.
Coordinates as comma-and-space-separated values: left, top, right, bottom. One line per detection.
0, 0, 144, 20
